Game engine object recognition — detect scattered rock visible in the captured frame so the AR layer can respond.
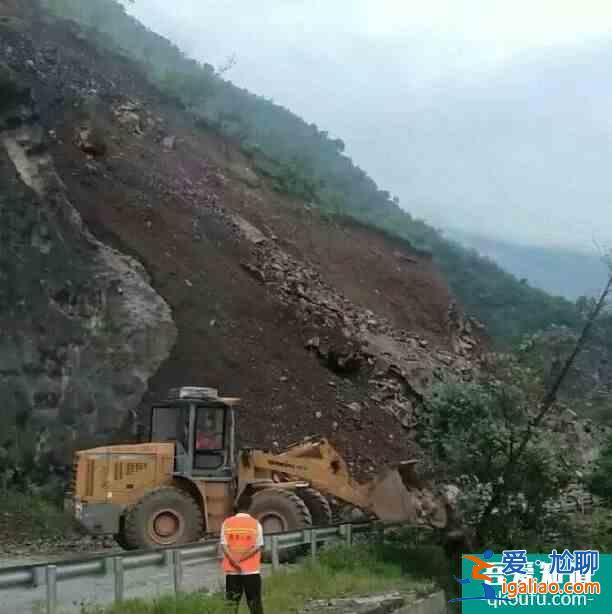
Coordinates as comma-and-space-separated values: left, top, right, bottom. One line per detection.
162, 135, 176, 150
305, 336, 321, 349
112, 100, 144, 135
74, 125, 107, 157
301, 592, 405, 614
229, 163, 261, 188
241, 261, 265, 282
231, 214, 267, 245
235, 236, 481, 435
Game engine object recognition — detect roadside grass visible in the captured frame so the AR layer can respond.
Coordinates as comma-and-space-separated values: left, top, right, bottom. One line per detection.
82, 544, 437, 614
0, 491, 76, 542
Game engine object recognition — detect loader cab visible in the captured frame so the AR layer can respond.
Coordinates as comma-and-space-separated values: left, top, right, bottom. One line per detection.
150, 387, 238, 479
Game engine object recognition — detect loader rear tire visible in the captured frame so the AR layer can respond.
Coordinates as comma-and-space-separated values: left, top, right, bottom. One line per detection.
121, 486, 204, 550
297, 488, 333, 526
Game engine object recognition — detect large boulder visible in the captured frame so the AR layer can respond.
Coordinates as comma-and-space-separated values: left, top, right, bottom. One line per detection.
0, 113, 177, 463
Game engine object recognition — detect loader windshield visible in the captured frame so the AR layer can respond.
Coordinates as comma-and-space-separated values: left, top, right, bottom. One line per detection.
151, 406, 188, 445
195, 407, 224, 450
193, 406, 226, 471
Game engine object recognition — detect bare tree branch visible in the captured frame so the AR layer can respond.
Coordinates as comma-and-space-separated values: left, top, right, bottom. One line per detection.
477, 257, 612, 538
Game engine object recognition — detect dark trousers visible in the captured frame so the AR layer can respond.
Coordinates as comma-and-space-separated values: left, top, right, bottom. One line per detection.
225, 573, 263, 614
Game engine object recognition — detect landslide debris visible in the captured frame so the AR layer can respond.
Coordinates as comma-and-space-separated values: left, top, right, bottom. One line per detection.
0, 0, 486, 523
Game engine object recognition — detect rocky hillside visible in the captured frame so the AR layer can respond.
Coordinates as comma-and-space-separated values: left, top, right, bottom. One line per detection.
0, 0, 487, 479
0, 11, 177, 467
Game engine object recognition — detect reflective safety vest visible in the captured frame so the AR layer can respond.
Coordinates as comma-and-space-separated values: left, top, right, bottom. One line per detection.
221, 514, 262, 574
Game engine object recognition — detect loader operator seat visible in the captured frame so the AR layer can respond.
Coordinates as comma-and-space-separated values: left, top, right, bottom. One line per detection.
193, 406, 225, 472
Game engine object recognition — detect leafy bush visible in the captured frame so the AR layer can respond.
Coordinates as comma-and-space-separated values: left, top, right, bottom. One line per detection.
0, 491, 76, 541
316, 543, 402, 578
0, 403, 67, 502
418, 358, 579, 548
589, 434, 612, 504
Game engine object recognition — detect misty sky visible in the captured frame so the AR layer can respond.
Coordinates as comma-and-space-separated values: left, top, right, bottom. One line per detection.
126, 1, 612, 253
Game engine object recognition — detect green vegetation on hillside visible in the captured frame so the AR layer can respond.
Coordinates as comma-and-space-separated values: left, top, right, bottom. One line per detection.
0, 491, 77, 545
42, 0, 585, 343
589, 433, 612, 504
418, 360, 577, 549
82, 544, 436, 614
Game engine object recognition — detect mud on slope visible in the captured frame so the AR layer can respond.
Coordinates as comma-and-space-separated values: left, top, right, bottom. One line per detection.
0, 2, 485, 480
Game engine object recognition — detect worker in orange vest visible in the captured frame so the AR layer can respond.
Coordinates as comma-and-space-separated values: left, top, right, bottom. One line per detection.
220, 501, 265, 614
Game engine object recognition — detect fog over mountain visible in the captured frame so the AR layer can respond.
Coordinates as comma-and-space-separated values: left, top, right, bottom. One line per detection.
126, 0, 612, 261
445, 230, 610, 300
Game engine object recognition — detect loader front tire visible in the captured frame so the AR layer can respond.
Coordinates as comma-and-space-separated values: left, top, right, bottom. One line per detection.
121, 486, 204, 550
248, 488, 312, 534
248, 488, 312, 563
297, 487, 333, 526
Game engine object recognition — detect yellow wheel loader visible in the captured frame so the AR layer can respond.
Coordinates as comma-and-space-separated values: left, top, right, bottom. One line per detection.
67, 387, 447, 550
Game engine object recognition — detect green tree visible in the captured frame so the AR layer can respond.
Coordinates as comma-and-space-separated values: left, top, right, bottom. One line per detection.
419, 358, 576, 548
589, 434, 612, 504
475, 256, 612, 541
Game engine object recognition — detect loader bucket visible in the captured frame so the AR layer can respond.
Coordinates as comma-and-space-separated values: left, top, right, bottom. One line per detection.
366, 465, 448, 528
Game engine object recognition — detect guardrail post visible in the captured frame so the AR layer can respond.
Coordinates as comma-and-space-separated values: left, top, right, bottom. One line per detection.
166, 550, 176, 594
340, 523, 352, 546
46, 565, 57, 614
375, 521, 385, 544
173, 550, 183, 594
271, 535, 280, 570
310, 528, 318, 561
33, 565, 45, 588
113, 557, 124, 603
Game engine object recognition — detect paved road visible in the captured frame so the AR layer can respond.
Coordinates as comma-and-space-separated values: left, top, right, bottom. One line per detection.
1, 554, 272, 614
0, 551, 121, 570
3, 558, 224, 614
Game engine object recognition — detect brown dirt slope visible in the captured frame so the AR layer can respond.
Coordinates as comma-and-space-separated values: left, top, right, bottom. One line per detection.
1, 1, 484, 476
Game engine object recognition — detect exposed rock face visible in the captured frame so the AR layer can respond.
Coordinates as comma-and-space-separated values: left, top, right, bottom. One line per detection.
0, 76, 176, 460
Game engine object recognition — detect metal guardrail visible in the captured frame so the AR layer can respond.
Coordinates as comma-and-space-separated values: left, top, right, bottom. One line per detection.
0, 520, 395, 614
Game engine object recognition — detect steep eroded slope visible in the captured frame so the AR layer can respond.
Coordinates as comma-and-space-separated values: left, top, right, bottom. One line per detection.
1, 2, 484, 478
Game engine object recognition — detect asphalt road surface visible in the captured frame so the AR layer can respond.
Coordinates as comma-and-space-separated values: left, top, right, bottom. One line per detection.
0, 555, 273, 613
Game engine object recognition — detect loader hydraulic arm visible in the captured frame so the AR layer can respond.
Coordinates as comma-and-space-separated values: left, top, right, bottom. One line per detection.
240, 438, 441, 524
249, 439, 371, 510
